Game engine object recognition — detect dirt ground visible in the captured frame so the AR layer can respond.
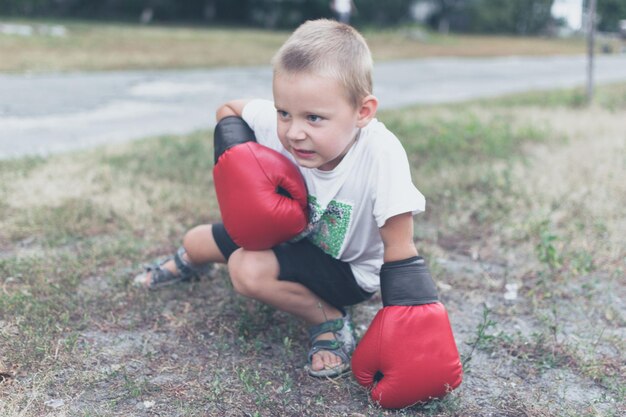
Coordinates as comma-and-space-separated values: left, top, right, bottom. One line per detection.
0, 104, 624, 416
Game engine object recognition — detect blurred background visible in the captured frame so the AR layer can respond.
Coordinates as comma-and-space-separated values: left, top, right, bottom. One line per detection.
0, 0, 624, 35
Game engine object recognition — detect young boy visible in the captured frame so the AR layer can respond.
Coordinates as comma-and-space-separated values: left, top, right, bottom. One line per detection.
134, 19, 425, 378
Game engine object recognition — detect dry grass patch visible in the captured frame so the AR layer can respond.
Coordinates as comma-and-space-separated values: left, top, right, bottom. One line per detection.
0, 22, 289, 72
509, 106, 626, 264
0, 20, 604, 73
0, 132, 219, 249
367, 31, 589, 61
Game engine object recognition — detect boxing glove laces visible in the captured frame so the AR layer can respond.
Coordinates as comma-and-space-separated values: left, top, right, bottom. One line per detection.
351, 256, 463, 409
213, 116, 308, 250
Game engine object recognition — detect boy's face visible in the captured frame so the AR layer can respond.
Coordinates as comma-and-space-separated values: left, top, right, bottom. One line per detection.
273, 72, 370, 171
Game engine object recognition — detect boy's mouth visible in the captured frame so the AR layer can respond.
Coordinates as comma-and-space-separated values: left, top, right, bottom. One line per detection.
293, 148, 315, 158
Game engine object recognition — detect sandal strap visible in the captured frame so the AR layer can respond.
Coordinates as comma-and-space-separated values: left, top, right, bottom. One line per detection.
140, 246, 212, 290
307, 339, 350, 364
305, 315, 356, 377
147, 265, 179, 287
174, 247, 195, 278
308, 317, 344, 341
174, 246, 213, 279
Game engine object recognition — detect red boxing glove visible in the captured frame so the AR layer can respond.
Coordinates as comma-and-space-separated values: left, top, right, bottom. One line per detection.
351, 257, 462, 409
213, 116, 308, 250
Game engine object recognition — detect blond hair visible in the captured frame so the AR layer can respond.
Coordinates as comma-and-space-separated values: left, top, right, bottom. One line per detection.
272, 19, 373, 108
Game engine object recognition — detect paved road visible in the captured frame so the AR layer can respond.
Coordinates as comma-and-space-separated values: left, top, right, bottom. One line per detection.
1, 54, 625, 159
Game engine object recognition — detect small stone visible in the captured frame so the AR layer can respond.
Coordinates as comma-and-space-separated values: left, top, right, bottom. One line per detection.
504, 283, 519, 301
44, 399, 65, 409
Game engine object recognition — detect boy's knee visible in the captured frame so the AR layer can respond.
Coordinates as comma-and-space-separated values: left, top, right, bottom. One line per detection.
182, 224, 214, 263
227, 250, 274, 298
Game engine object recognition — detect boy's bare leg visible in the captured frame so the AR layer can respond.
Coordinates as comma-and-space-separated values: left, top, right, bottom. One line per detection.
228, 248, 345, 372
135, 224, 226, 287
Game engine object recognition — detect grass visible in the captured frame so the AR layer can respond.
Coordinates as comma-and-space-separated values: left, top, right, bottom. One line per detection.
1, 81, 624, 415
482, 82, 626, 111
0, 20, 288, 72
0, 18, 615, 73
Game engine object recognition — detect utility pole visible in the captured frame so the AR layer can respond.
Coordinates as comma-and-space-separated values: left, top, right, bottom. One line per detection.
586, 0, 597, 105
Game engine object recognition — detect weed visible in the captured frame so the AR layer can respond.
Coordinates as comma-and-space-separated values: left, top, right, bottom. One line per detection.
569, 250, 595, 275
497, 329, 577, 374
419, 391, 462, 415
283, 336, 293, 357
236, 366, 272, 408
535, 222, 561, 271
232, 298, 276, 339
205, 374, 224, 402
462, 304, 497, 372
276, 370, 293, 395
123, 373, 149, 399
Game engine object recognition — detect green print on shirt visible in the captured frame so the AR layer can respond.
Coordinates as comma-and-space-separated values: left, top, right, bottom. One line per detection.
307, 196, 353, 258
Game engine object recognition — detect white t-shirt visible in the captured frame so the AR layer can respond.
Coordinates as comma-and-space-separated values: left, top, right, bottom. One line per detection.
242, 99, 425, 292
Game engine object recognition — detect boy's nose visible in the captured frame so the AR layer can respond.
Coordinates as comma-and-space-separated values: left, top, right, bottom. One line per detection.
286, 122, 306, 141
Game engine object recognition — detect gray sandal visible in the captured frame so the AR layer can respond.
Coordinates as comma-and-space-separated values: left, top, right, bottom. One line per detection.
133, 247, 212, 290
305, 314, 355, 378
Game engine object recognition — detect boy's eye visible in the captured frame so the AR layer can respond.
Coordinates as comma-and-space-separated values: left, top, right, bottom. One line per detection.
277, 110, 289, 119
307, 115, 322, 122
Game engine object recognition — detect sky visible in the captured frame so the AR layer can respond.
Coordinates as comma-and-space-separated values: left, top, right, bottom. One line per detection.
551, 0, 584, 30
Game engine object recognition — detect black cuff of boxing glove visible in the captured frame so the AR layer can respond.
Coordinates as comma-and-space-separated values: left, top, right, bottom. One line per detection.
214, 116, 257, 164
380, 256, 439, 307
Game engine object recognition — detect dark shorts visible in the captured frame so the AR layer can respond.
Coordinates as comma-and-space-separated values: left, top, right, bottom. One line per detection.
212, 223, 373, 310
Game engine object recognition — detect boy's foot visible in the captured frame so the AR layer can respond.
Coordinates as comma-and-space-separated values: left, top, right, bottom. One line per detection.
133, 259, 182, 289
133, 247, 212, 290
305, 314, 355, 378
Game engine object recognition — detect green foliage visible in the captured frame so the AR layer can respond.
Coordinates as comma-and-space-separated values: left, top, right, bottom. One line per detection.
570, 250, 595, 275
483, 82, 626, 111
535, 222, 561, 271
427, 0, 555, 35
466, 0, 555, 35
486, 87, 587, 108
352, 0, 416, 26
594, 0, 626, 32
0, 155, 47, 176
462, 305, 497, 371
0, 255, 84, 365
596, 82, 626, 112
14, 198, 128, 245
101, 132, 213, 185
0, 0, 415, 27
382, 110, 546, 172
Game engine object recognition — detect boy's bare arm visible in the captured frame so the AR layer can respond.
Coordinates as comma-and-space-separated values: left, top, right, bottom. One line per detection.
379, 212, 418, 263
215, 99, 251, 122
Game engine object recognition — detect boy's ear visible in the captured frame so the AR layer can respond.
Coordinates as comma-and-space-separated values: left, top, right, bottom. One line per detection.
356, 95, 378, 128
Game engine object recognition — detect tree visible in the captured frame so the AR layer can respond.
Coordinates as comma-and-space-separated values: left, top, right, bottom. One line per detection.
353, 0, 415, 26
594, 0, 626, 32
461, 0, 555, 34
430, 0, 466, 33
512, 0, 554, 35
